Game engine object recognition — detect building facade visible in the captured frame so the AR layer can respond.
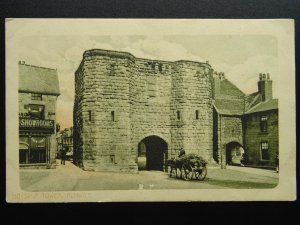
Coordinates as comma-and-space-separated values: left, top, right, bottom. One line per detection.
73, 49, 279, 172
213, 72, 279, 168
19, 61, 60, 169
56, 127, 74, 160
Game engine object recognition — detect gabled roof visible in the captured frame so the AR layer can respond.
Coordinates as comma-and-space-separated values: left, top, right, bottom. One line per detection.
245, 99, 278, 114
214, 98, 245, 115
19, 63, 60, 95
213, 78, 246, 115
219, 79, 245, 99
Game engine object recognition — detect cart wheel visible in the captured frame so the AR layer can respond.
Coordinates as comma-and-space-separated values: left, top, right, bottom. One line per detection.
183, 164, 193, 180
195, 167, 207, 181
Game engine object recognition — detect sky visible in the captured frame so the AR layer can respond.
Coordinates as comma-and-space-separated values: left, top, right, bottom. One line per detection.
17, 35, 278, 129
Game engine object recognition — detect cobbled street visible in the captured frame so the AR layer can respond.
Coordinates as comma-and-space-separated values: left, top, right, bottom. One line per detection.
20, 160, 279, 191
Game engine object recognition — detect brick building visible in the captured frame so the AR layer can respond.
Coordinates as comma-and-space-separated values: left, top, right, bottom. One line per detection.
73, 49, 278, 172
19, 61, 60, 169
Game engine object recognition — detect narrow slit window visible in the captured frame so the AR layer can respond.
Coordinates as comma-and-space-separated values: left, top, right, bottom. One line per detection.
195, 110, 199, 120
111, 111, 115, 121
177, 111, 181, 120
88, 110, 92, 121
110, 155, 115, 163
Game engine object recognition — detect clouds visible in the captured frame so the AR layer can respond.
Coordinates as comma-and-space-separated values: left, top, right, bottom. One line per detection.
17, 35, 278, 129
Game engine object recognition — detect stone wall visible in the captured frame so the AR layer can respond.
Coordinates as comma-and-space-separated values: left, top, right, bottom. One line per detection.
170, 61, 213, 160
243, 110, 279, 167
74, 49, 214, 172
216, 114, 243, 168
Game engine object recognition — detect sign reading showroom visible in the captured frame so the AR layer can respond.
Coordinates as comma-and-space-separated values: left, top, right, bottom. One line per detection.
19, 118, 54, 131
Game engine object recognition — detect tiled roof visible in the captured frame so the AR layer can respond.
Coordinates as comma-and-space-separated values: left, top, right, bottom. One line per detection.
19, 63, 60, 95
214, 98, 245, 115
219, 79, 245, 99
245, 99, 278, 114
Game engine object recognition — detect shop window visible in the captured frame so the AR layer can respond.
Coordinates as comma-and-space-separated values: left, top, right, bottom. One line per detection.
28, 104, 45, 119
31, 93, 42, 100
195, 110, 199, 120
19, 136, 47, 164
260, 116, 268, 132
19, 136, 29, 164
261, 141, 270, 160
177, 111, 181, 120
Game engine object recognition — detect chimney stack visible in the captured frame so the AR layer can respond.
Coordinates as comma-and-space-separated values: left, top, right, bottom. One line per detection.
258, 73, 273, 101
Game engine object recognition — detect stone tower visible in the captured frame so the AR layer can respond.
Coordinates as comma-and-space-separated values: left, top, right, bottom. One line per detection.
73, 49, 214, 172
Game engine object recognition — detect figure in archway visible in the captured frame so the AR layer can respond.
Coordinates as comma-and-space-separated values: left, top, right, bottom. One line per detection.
225, 142, 244, 166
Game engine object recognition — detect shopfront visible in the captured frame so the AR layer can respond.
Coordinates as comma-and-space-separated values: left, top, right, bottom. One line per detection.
19, 118, 55, 168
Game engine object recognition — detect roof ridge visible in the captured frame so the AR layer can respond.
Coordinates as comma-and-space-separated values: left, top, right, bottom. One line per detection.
19, 62, 57, 71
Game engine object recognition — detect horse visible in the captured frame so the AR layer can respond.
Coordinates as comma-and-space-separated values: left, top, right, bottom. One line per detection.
166, 158, 184, 178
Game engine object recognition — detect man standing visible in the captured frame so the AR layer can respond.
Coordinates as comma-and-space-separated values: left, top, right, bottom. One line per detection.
178, 148, 186, 158
61, 148, 66, 165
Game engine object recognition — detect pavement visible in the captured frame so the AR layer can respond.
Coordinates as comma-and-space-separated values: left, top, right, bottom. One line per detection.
19, 160, 279, 191
226, 165, 279, 178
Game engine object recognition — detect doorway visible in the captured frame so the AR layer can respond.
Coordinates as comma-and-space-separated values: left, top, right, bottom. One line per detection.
138, 135, 168, 171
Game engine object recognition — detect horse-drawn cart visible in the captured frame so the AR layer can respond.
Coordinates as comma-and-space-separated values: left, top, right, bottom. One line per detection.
167, 153, 207, 181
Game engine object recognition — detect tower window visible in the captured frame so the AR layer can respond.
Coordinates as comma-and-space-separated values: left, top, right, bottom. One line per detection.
158, 64, 163, 72
111, 111, 115, 121
195, 110, 199, 120
177, 111, 181, 120
110, 155, 115, 163
109, 64, 116, 76
88, 110, 92, 121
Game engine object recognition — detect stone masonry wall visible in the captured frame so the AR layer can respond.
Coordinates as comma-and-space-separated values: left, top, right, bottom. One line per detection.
74, 49, 214, 172
170, 61, 213, 160
130, 59, 172, 159
218, 115, 243, 167
243, 110, 278, 167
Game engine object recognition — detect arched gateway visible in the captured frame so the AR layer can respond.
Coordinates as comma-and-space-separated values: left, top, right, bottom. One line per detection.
137, 135, 168, 171
225, 141, 244, 165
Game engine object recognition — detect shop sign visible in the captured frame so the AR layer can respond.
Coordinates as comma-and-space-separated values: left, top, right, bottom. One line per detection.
19, 118, 54, 131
